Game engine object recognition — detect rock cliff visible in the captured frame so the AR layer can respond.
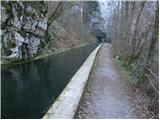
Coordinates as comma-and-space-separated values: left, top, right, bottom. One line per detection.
1, 1, 48, 62
1, 1, 98, 64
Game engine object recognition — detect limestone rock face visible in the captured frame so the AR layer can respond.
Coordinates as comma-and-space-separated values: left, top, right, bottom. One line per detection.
1, 6, 8, 23
1, 1, 48, 61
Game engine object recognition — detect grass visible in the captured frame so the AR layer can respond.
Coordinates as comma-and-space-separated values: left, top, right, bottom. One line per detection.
113, 57, 139, 85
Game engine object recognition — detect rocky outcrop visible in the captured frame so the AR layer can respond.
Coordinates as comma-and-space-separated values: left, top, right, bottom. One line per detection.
1, 1, 48, 62
1, 1, 98, 64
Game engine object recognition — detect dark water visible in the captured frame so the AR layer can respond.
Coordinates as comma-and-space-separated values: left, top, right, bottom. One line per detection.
1, 43, 98, 119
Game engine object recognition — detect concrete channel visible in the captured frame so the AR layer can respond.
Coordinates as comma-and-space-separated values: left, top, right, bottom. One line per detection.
43, 44, 102, 119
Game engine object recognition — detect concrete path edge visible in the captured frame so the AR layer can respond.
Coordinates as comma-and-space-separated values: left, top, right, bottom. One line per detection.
42, 43, 102, 119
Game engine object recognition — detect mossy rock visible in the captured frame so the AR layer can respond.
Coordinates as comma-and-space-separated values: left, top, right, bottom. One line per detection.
1, 23, 7, 30
7, 40, 16, 48
4, 4, 12, 14
19, 30, 26, 38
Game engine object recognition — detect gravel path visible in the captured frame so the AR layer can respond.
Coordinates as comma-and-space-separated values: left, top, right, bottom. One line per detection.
75, 43, 138, 119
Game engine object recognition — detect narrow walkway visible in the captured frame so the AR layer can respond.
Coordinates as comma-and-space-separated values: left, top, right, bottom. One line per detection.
76, 43, 137, 119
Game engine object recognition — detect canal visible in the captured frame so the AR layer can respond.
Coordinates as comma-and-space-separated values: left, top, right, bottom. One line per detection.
1, 43, 98, 119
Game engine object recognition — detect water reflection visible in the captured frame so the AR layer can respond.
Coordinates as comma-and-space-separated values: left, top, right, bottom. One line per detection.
2, 43, 98, 119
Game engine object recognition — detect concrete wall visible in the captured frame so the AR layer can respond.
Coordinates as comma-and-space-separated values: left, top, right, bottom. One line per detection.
43, 44, 102, 119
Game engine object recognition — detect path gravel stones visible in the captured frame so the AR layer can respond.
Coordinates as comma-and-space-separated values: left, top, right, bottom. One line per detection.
75, 43, 157, 119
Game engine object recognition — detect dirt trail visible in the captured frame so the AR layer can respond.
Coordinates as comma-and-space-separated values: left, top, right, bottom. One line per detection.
75, 43, 138, 119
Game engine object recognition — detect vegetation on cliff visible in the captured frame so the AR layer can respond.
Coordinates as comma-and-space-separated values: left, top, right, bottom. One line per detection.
1, 1, 100, 65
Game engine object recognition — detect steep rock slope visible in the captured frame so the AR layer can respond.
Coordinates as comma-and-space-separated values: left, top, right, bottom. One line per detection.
1, 1, 48, 62
1, 1, 99, 64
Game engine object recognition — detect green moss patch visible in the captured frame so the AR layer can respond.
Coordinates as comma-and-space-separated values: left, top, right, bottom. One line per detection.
114, 57, 139, 84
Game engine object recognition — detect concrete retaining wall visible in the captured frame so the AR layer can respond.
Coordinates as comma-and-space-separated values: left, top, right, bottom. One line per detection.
43, 44, 102, 119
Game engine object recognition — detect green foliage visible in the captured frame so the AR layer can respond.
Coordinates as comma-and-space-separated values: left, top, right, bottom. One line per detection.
3, 39, 16, 57
1, 23, 6, 30
3, 47, 12, 56
4, 4, 12, 14
46, 32, 52, 41
129, 63, 145, 83
19, 30, 26, 38
114, 57, 140, 84
7, 40, 16, 48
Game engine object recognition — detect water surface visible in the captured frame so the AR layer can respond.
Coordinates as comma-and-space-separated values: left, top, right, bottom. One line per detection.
2, 43, 98, 119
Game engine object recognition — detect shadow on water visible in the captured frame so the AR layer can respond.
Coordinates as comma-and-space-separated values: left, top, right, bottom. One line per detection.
1, 43, 99, 119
